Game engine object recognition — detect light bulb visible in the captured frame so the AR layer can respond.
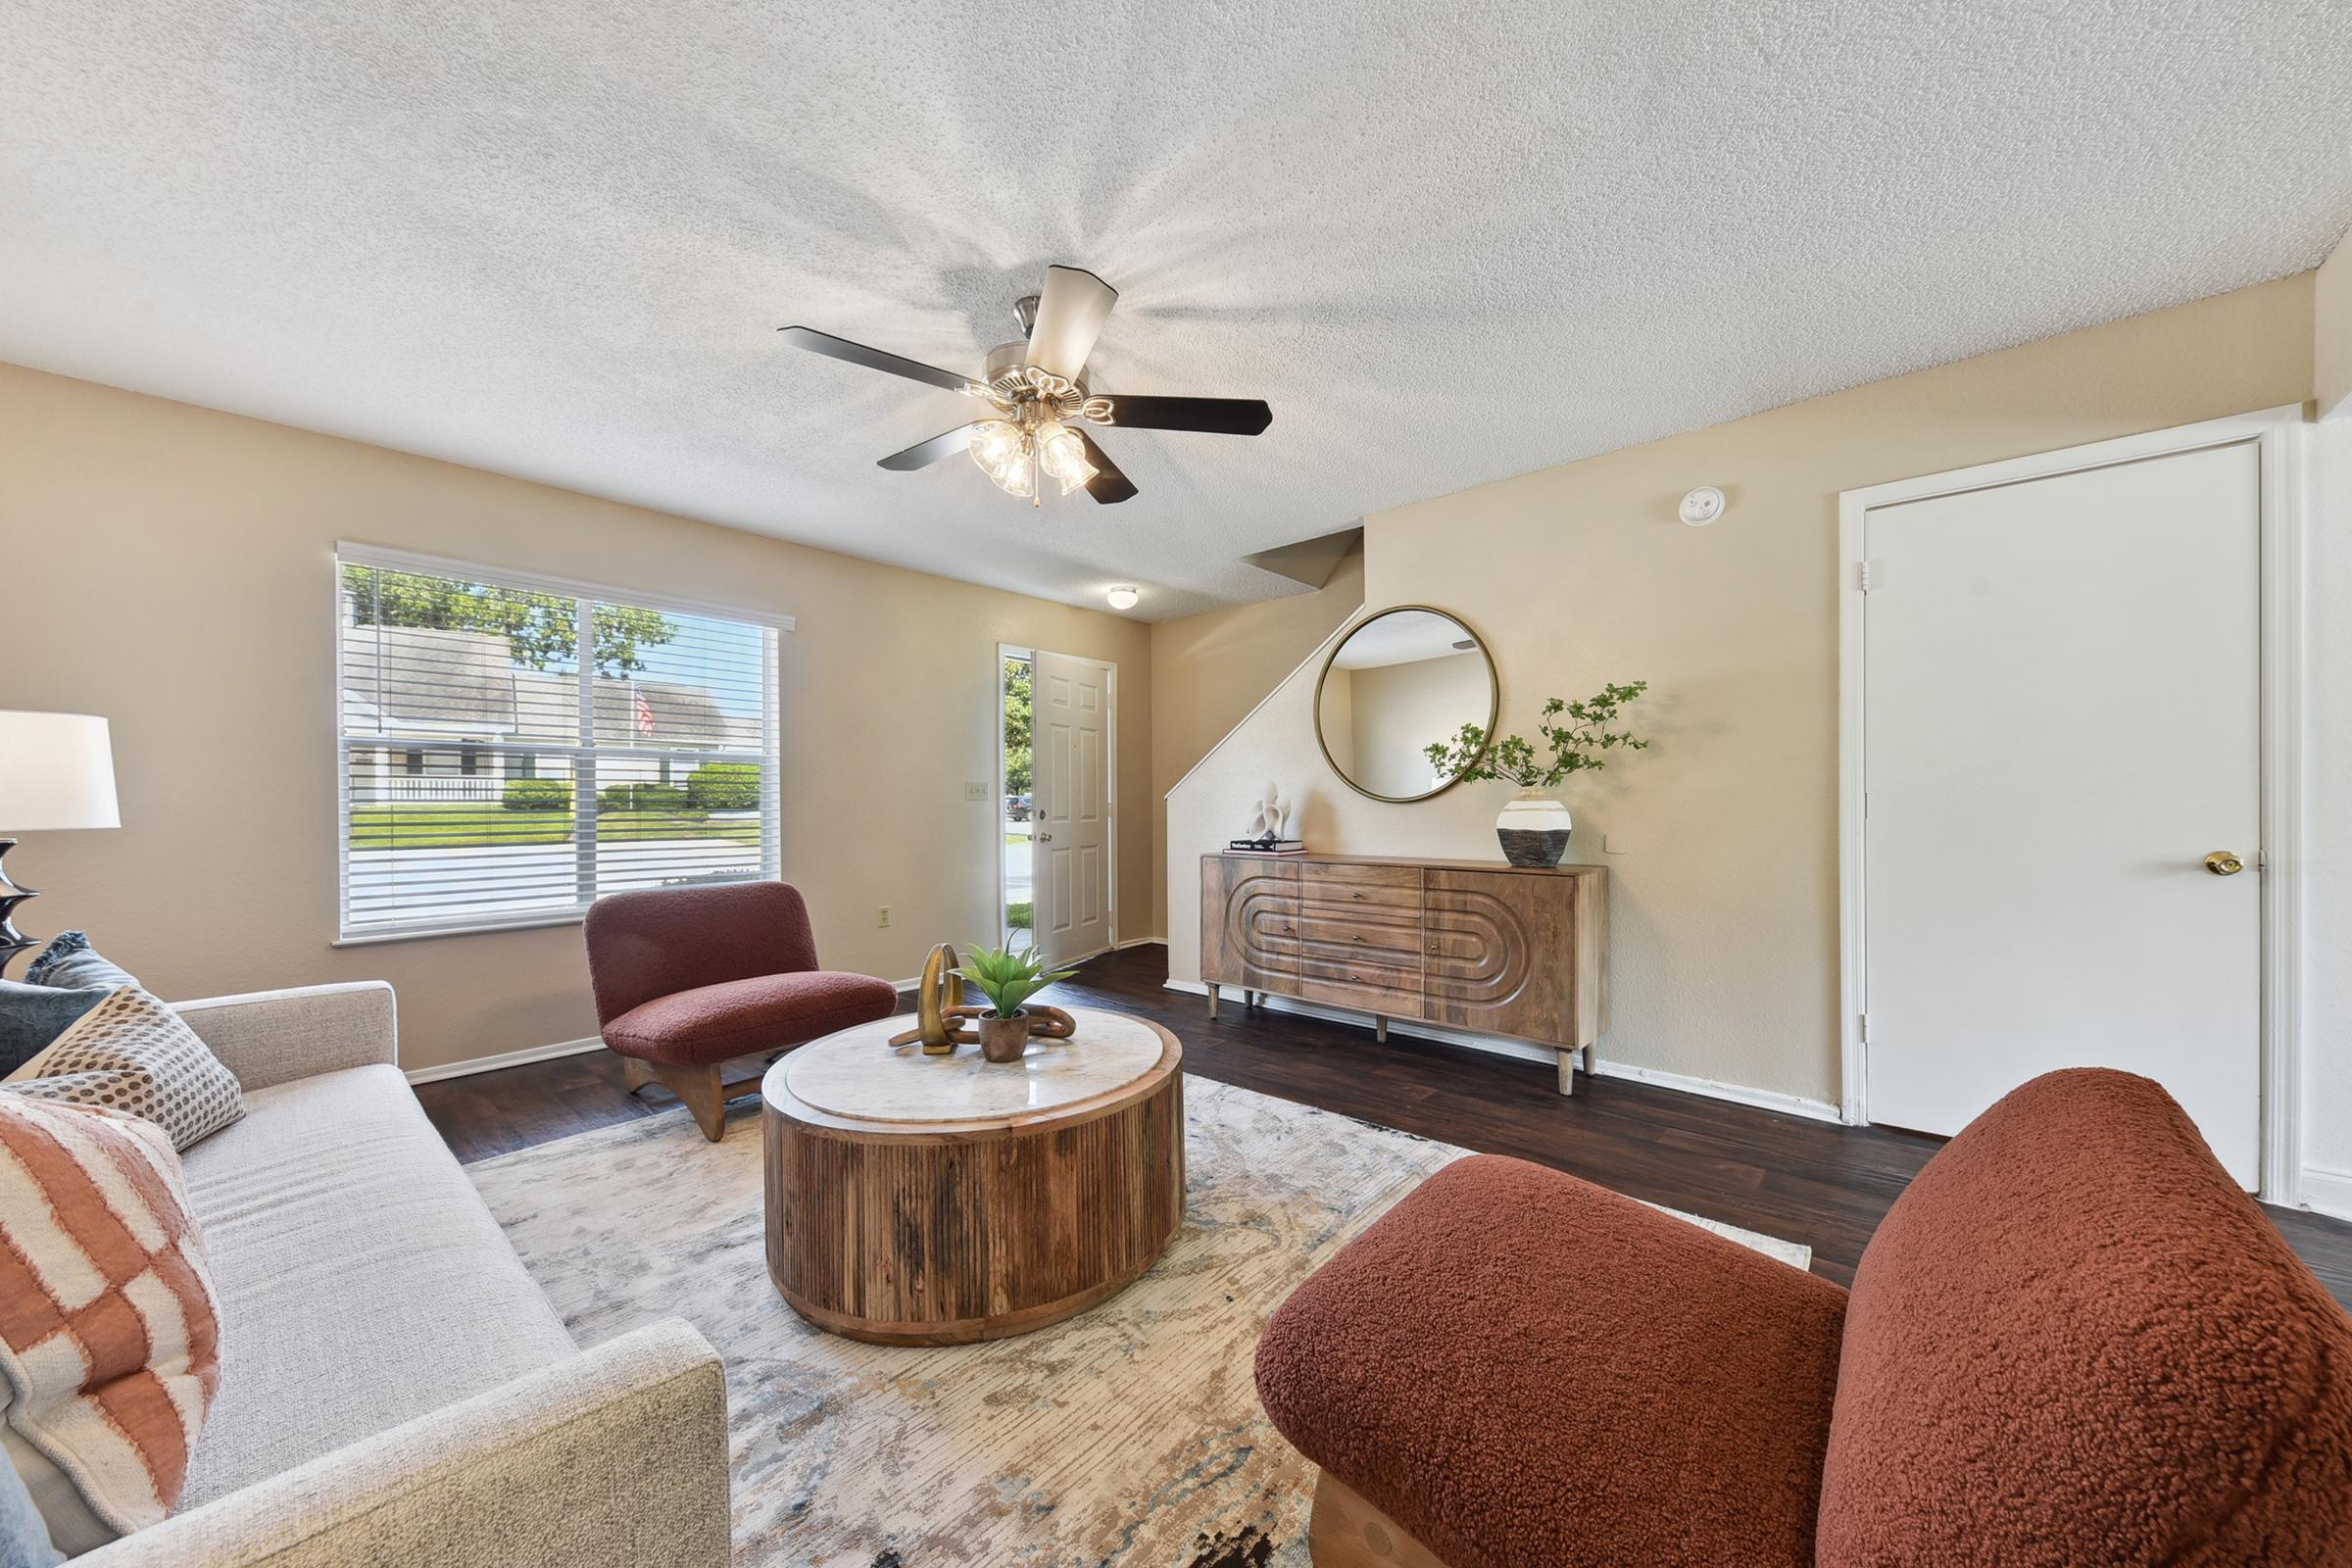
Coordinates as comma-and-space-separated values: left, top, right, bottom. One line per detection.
1037, 422, 1099, 496
1106, 586, 1140, 611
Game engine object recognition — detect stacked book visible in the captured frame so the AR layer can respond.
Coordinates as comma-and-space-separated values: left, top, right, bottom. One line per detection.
1228, 840, 1307, 855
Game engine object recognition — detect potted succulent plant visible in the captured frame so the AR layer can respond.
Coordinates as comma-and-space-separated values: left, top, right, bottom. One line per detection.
1423, 681, 1651, 867
953, 945, 1080, 1062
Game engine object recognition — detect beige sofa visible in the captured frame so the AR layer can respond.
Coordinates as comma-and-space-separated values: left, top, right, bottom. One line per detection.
63, 981, 730, 1566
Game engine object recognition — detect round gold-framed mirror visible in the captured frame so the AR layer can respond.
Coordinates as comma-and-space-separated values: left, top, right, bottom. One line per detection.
1313, 606, 1498, 803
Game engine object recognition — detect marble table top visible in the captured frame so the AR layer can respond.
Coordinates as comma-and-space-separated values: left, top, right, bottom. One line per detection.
779, 1006, 1171, 1125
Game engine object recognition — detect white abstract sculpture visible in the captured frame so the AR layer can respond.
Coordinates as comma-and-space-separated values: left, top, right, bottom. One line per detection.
1239, 780, 1297, 844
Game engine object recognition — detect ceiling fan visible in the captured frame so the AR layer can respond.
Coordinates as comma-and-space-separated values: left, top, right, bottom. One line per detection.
779, 266, 1272, 507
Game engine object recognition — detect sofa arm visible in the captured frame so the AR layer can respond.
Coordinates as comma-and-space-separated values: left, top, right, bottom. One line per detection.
81, 1319, 728, 1568
169, 982, 398, 1091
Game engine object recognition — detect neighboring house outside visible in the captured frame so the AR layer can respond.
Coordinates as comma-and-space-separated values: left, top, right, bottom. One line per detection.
340, 625, 761, 804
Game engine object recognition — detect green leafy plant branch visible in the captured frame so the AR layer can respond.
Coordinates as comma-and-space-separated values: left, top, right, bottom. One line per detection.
1424, 681, 1651, 790
954, 944, 1076, 1019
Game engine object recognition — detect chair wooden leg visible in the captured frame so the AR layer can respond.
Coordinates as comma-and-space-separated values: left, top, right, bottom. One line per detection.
1307, 1472, 1450, 1568
625, 1058, 731, 1141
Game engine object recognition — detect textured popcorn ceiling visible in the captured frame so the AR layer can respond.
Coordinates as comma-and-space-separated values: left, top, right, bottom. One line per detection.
3, 3, 2349, 619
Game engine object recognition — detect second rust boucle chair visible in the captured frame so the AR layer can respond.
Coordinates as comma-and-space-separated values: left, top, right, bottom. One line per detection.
583, 881, 899, 1141
1255, 1068, 2352, 1567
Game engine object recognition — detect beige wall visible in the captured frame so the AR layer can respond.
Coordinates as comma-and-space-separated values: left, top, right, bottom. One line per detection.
1168, 274, 2315, 1109
0, 364, 1152, 1074
2320, 231, 2352, 418
1147, 550, 1362, 937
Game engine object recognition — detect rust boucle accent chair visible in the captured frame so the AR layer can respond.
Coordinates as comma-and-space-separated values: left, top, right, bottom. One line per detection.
584, 881, 899, 1141
1255, 1069, 2352, 1568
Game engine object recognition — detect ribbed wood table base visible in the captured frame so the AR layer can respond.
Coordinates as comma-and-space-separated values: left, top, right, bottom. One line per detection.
762, 1011, 1185, 1346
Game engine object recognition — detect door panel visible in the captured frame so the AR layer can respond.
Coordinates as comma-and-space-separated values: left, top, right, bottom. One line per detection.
1862, 441, 2261, 1185
1200, 857, 1298, 988
1423, 870, 1571, 1040
1032, 650, 1113, 962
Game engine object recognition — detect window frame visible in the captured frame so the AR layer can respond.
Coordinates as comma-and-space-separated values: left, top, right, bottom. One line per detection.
332, 543, 793, 946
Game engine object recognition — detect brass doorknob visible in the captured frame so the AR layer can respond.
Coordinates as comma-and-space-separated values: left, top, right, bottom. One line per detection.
2204, 851, 2245, 876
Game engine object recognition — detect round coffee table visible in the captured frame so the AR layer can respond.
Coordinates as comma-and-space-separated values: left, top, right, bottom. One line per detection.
761, 1005, 1185, 1345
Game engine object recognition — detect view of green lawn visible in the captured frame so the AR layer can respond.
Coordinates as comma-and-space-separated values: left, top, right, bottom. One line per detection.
349, 803, 760, 851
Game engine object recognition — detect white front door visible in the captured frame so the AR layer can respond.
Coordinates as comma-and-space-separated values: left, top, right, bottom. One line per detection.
1031, 650, 1114, 964
1860, 438, 2263, 1185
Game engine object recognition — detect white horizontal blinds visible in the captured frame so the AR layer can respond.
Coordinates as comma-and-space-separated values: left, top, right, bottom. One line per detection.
337, 558, 780, 939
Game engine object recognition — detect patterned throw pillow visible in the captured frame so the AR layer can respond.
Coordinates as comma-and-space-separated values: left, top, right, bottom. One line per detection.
0, 1096, 222, 1544
2, 989, 244, 1152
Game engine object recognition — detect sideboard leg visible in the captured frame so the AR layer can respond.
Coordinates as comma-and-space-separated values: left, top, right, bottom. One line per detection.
1555, 1049, 1578, 1097
1206, 984, 1220, 1020
1374, 1014, 1389, 1044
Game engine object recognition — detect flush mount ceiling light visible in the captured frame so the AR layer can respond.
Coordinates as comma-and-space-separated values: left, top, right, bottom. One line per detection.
1105, 586, 1141, 611
779, 267, 1274, 508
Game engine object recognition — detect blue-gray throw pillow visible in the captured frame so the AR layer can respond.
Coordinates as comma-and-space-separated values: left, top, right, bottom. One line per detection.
0, 1454, 61, 1568
0, 983, 112, 1079
23, 934, 137, 994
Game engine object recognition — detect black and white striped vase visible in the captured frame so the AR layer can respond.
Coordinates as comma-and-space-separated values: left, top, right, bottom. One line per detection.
1494, 788, 1572, 868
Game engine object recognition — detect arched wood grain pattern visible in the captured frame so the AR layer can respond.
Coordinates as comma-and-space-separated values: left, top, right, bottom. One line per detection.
762, 1021, 1186, 1345
1421, 885, 1533, 1008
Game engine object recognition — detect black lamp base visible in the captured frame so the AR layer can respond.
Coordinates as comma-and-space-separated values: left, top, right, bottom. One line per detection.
0, 839, 38, 978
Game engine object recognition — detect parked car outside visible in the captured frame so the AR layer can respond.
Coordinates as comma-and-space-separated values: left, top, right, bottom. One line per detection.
1006, 793, 1033, 822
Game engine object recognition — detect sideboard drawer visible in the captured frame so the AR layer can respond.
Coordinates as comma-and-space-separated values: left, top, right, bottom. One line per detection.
1300, 862, 1421, 911
1296, 970, 1422, 1018
1296, 910, 1422, 963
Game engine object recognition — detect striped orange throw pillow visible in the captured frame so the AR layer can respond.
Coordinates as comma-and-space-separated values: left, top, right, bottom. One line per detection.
0, 1094, 220, 1544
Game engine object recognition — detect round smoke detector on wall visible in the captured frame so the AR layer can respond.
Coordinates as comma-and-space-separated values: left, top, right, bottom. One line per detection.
1679, 487, 1726, 526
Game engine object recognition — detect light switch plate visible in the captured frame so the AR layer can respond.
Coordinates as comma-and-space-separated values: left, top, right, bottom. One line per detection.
963, 780, 989, 801
1603, 834, 1628, 855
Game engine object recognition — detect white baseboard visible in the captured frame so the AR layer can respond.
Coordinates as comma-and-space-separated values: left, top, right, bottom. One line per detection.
1115, 936, 1165, 952
405, 1036, 605, 1085
1162, 979, 1843, 1123
2299, 1164, 2352, 1222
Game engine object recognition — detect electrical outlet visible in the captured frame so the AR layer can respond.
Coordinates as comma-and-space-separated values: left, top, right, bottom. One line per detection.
876, 906, 891, 928
963, 780, 988, 802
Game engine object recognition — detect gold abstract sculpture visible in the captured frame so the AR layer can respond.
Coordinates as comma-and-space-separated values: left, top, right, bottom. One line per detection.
890, 942, 970, 1054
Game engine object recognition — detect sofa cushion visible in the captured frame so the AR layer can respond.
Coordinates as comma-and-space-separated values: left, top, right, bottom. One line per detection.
1254, 1154, 1849, 1568
601, 971, 900, 1066
1816, 1068, 2352, 1568
172, 1064, 574, 1507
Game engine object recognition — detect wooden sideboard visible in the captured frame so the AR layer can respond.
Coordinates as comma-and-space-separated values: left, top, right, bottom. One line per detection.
1200, 852, 1607, 1095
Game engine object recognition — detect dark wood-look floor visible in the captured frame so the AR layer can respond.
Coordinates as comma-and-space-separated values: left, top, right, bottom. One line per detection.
418, 943, 2352, 1304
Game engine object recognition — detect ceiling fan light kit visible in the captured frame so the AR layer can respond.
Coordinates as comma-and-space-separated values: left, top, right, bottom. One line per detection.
779, 266, 1272, 509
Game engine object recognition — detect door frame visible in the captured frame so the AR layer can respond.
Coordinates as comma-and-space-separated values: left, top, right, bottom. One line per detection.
1837, 405, 2306, 1200
997, 643, 1119, 958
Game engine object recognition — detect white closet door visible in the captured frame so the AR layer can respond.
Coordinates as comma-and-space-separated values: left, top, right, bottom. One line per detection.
1862, 439, 2262, 1185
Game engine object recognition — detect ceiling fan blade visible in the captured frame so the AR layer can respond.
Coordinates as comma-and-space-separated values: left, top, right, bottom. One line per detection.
778, 325, 973, 394
1025, 266, 1118, 379
1086, 395, 1272, 436
1072, 427, 1138, 504
877, 423, 979, 470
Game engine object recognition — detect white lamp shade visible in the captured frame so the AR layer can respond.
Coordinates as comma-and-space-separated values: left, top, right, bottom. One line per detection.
0, 712, 121, 831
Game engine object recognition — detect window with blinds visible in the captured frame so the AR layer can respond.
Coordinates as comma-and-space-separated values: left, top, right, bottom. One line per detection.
335, 548, 786, 941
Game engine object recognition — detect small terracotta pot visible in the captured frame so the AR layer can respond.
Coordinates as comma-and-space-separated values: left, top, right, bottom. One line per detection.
977, 1011, 1032, 1063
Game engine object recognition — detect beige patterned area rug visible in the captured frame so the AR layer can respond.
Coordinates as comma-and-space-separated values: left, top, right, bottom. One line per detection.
467, 1079, 1808, 1567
